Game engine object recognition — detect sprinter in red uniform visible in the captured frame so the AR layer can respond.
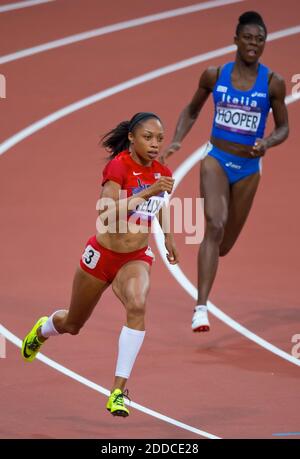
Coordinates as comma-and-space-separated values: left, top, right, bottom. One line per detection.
22, 112, 178, 417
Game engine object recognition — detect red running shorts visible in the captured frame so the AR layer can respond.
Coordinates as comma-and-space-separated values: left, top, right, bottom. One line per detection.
79, 235, 154, 283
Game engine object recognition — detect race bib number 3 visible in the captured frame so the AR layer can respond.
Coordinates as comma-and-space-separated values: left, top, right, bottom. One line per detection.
82, 245, 101, 269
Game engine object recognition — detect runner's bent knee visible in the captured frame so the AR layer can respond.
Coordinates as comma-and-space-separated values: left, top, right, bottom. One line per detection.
125, 293, 146, 316
205, 215, 227, 243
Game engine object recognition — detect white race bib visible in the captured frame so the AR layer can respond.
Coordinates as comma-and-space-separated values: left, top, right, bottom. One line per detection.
82, 245, 101, 269
134, 193, 167, 219
215, 104, 261, 135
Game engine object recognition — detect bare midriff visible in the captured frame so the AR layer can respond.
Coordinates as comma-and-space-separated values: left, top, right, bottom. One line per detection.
211, 136, 255, 158
96, 221, 150, 253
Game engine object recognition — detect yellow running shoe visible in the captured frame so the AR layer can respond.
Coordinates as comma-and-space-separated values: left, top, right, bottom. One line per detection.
21, 316, 48, 362
106, 388, 130, 417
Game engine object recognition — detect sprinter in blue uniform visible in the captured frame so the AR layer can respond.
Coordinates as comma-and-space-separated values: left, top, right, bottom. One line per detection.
160, 11, 289, 332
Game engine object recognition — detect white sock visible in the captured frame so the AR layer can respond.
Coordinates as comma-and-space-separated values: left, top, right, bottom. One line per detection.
115, 326, 146, 379
40, 310, 65, 338
195, 304, 208, 312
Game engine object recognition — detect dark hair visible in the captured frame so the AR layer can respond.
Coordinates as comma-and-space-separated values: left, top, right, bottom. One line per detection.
101, 112, 162, 160
236, 11, 267, 37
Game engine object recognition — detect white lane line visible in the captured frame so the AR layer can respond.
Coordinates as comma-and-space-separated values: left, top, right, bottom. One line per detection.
0, 45, 234, 155
0, 0, 244, 64
0, 323, 220, 439
1, 24, 300, 157
0, 4, 237, 441
1, 26, 300, 367
0, 0, 54, 13
154, 91, 300, 368
0, 26, 299, 438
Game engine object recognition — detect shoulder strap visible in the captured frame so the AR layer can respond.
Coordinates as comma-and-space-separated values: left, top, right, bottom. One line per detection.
214, 63, 231, 85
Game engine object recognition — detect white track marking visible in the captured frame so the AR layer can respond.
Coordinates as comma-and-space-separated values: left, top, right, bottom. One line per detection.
0, 45, 234, 155
1, 24, 299, 438
1, 25, 300, 157
0, 0, 244, 64
0, 323, 220, 439
154, 92, 300, 368
0, 0, 54, 13
0, 28, 299, 364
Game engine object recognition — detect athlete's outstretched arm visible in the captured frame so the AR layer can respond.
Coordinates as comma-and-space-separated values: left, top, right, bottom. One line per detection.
160, 67, 218, 162
252, 73, 289, 156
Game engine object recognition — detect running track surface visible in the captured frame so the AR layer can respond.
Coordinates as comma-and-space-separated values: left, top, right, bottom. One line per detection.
0, 0, 299, 439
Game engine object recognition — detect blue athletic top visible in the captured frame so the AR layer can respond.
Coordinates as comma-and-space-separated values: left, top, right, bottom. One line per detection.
211, 62, 271, 146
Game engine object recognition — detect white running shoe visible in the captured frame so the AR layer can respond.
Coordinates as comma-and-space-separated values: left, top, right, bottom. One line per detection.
191, 306, 210, 332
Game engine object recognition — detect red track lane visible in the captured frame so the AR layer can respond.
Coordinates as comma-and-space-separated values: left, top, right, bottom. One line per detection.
0, 0, 299, 439
0, 0, 195, 55
1, 0, 252, 141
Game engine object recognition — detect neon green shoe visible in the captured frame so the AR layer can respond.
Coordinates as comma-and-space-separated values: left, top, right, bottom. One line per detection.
106, 389, 130, 417
21, 316, 48, 362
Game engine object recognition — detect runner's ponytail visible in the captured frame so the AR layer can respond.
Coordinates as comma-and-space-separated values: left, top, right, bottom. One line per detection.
101, 121, 130, 160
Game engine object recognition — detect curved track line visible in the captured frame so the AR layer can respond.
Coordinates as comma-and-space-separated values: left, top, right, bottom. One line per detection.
1, 27, 300, 365
1, 24, 300, 157
1, 24, 299, 437
153, 91, 300, 368
0, 0, 244, 64
0, 323, 220, 439
0, 0, 54, 14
